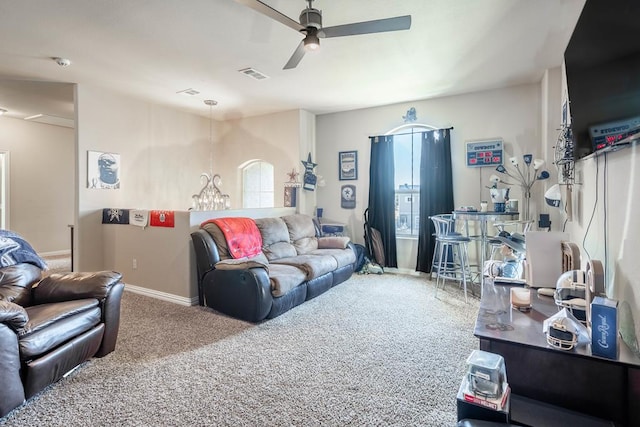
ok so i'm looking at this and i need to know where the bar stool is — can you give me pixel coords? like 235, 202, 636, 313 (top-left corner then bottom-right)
429, 214, 461, 280
430, 214, 472, 303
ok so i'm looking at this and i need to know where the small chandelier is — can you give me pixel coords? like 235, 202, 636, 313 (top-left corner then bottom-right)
191, 100, 230, 210
192, 173, 230, 210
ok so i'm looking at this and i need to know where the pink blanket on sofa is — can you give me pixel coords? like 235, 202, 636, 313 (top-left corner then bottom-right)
202, 217, 263, 259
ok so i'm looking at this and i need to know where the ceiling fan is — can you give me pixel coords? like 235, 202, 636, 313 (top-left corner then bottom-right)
235, 0, 411, 69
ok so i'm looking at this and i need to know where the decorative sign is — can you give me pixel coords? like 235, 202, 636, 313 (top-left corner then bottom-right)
130, 210, 149, 228
466, 139, 503, 168
284, 186, 297, 207
341, 185, 356, 209
150, 210, 175, 228
339, 151, 358, 180
102, 208, 129, 224
301, 153, 318, 191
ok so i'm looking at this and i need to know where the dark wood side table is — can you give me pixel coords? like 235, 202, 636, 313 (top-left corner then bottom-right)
474, 281, 640, 426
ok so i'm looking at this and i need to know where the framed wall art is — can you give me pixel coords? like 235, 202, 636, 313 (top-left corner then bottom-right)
339, 150, 358, 180
87, 151, 121, 189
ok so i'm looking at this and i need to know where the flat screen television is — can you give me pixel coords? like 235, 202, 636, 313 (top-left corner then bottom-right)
564, 0, 640, 158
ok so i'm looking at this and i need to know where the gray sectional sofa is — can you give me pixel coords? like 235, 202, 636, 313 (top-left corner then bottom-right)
191, 214, 357, 322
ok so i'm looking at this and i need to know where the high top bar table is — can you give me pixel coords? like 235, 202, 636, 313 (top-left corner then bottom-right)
451, 211, 519, 295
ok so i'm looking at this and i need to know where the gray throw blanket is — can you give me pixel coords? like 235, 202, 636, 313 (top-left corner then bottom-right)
0, 230, 47, 270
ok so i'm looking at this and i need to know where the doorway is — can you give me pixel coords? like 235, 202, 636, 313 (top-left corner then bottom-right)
0, 151, 9, 229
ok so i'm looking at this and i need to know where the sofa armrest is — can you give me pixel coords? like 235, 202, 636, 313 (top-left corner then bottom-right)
203, 267, 273, 322
215, 255, 269, 271
0, 300, 28, 332
191, 229, 222, 306
95, 281, 124, 357
0, 324, 25, 417
31, 271, 123, 305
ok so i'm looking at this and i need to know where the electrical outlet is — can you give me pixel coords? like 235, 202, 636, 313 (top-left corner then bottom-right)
132, 258, 137, 270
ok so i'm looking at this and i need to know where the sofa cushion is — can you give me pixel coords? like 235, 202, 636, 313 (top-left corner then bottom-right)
273, 254, 338, 280
310, 248, 356, 269
268, 264, 307, 297
281, 214, 318, 254
19, 299, 101, 360
255, 217, 297, 260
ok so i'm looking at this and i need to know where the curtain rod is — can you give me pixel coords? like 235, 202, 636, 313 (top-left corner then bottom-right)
369, 126, 454, 139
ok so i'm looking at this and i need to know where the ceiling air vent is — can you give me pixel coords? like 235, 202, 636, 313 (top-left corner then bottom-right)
176, 88, 201, 96
238, 68, 269, 80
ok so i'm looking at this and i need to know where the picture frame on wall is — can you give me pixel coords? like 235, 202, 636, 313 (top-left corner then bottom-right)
339, 150, 358, 180
284, 186, 297, 207
87, 151, 121, 189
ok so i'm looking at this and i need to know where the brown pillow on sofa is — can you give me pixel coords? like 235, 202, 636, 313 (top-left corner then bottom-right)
317, 236, 350, 249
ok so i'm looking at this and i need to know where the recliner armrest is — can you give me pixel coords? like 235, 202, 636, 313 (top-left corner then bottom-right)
31, 271, 123, 305
0, 300, 28, 331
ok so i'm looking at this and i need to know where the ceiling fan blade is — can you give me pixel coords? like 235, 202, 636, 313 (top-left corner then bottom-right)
234, 0, 304, 32
283, 41, 306, 70
321, 15, 411, 38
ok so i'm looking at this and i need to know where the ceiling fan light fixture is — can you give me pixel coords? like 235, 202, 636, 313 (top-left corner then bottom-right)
303, 28, 320, 51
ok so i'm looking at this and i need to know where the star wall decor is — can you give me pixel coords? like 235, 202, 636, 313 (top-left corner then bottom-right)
301, 153, 318, 191
301, 153, 317, 173
286, 168, 299, 183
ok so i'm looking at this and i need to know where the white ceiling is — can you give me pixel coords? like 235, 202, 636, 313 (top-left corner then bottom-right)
0, 0, 586, 123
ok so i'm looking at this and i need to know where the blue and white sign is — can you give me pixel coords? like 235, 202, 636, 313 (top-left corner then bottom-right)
466, 139, 504, 168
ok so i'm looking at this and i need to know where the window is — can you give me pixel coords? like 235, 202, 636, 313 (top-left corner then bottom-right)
242, 160, 274, 208
390, 125, 435, 237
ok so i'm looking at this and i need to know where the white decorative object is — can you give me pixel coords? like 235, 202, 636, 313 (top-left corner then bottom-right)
192, 173, 230, 211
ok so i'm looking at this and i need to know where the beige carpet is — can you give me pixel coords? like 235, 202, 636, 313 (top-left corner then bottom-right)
40, 254, 72, 276
0, 273, 480, 426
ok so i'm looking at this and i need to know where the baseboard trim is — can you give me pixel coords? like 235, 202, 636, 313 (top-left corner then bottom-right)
124, 283, 198, 306
385, 267, 427, 277
39, 250, 71, 257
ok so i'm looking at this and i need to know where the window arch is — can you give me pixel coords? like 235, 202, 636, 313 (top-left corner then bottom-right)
241, 160, 274, 208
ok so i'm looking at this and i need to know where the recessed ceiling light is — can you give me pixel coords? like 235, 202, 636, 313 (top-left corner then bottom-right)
176, 88, 200, 96
0, 108, 7, 115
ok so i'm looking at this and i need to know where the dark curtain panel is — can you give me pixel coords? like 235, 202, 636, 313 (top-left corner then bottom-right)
416, 129, 454, 273
368, 135, 397, 267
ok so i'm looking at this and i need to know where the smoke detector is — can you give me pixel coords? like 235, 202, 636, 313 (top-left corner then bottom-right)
53, 57, 71, 67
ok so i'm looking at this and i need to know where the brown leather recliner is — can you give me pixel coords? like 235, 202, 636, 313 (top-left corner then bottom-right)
0, 263, 125, 418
